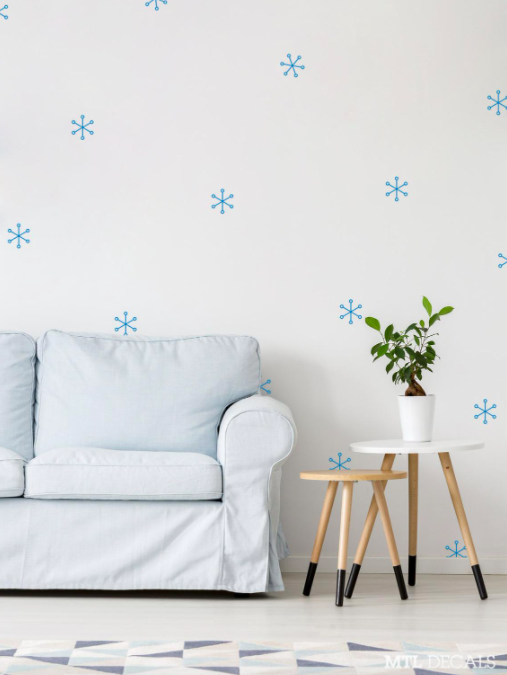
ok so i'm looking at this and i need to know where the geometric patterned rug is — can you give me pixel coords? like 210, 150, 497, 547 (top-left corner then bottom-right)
0, 641, 505, 675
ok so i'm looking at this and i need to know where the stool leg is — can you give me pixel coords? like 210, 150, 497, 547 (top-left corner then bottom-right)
372, 481, 408, 600
439, 452, 488, 600
336, 481, 354, 607
303, 481, 338, 596
345, 453, 396, 598
408, 454, 418, 586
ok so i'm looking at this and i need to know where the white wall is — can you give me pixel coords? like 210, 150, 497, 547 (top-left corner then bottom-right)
1, 0, 506, 573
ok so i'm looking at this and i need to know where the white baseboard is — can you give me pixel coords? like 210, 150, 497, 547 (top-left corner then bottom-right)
280, 555, 507, 575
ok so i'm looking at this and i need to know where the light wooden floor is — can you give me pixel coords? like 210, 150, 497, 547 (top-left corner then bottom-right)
0, 574, 505, 642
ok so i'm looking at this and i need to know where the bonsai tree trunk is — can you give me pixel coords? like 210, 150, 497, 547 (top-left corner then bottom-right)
405, 372, 426, 397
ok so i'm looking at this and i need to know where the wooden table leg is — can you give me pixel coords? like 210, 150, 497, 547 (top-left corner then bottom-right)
439, 452, 488, 600
408, 454, 418, 586
372, 482, 409, 600
303, 481, 338, 596
336, 481, 353, 607
344, 453, 396, 599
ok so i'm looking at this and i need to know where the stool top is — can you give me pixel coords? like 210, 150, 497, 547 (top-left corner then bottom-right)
350, 439, 484, 455
300, 469, 407, 482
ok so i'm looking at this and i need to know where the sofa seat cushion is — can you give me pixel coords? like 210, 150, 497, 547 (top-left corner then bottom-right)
0, 447, 26, 497
24, 448, 222, 501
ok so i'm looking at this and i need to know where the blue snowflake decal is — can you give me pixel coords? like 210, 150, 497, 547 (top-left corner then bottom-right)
115, 312, 137, 336
71, 115, 94, 140
7, 223, 30, 249
260, 379, 271, 394
329, 452, 351, 470
339, 299, 362, 324
280, 54, 305, 78
145, 0, 167, 10
474, 399, 497, 424
487, 90, 507, 116
211, 189, 234, 214
446, 540, 467, 558
386, 177, 408, 201
0, 4, 8, 20
498, 253, 507, 268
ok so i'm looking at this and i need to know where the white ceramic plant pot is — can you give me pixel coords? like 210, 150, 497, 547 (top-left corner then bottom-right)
398, 395, 436, 442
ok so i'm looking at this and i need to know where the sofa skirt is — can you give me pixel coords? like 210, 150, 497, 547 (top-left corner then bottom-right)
0, 496, 288, 593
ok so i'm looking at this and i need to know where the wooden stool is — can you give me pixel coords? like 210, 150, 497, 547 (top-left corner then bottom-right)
301, 469, 408, 606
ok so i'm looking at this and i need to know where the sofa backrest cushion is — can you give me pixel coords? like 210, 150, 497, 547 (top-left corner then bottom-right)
0, 332, 36, 460
34, 331, 261, 458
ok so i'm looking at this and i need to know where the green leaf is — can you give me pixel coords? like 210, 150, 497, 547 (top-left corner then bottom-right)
415, 352, 427, 366
419, 320, 425, 328
405, 346, 415, 358
438, 306, 454, 315
426, 346, 436, 356
392, 372, 397, 383
416, 368, 422, 380
413, 335, 420, 346
394, 346, 405, 359
405, 323, 417, 333
377, 344, 389, 357
386, 361, 395, 374
384, 324, 394, 342
429, 313, 441, 327
422, 296, 432, 317
365, 317, 381, 331
370, 342, 383, 356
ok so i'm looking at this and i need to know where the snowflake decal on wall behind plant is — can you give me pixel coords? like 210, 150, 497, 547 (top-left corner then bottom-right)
386, 177, 408, 201
71, 115, 94, 141
329, 452, 351, 470
339, 299, 362, 324
474, 399, 497, 424
487, 90, 507, 116
260, 379, 271, 394
446, 540, 467, 558
7, 224, 30, 249
280, 54, 305, 78
211, 189, 234, 214
145, 0, 167, 10
0, 5, 8, 20
115, 312, 137, 336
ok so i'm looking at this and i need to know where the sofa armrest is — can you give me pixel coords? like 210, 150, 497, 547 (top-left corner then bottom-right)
216, 395, 296, 592
217, 395, 296, 475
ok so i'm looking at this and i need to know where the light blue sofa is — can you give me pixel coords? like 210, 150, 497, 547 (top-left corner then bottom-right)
0, 330, 296, 593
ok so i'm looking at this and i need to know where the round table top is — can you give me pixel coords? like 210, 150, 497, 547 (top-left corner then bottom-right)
350, 439, 485, 455
300, 469, 407, 482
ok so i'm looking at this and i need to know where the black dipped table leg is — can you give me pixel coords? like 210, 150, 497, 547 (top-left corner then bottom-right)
472, 564, 488, 600
303, 562, 318, 596
344, 563, 361, 599
393, 565, 409, 600
408, 555, 417, 586
335, 569, 347, 607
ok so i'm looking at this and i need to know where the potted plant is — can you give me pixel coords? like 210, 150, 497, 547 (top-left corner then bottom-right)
365, 297, 454, 442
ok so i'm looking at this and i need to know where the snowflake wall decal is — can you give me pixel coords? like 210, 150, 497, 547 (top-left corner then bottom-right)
211, 189, 234, 214
329, 452, 351, 470
386, 177, 408, 201
145, 0, 167, 10
498, 253, 507, 268
487, 90, 507, 116
0, 5, 8, 20
7, 224, 30, 249
114, 312, 137, 336
71, 115, 94, 140
474, 399, 497, 424
446, 540, 467, 558
339, 299, 362, 324
280, 54, 305, 78
260, 379, 271, 394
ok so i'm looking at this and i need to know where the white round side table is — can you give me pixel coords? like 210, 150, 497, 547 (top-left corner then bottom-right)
346, 439, 487, 600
